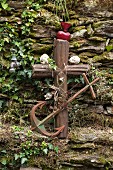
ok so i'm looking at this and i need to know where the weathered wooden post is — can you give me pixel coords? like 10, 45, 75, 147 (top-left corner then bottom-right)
54, 39, 69, 138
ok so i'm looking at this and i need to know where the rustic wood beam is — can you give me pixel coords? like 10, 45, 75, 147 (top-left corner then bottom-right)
32, 64, 90, 77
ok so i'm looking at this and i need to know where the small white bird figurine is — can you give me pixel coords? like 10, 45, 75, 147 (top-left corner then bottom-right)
69, 55, 80, 64
40, 54, 49, 64
44, 92, 53, 100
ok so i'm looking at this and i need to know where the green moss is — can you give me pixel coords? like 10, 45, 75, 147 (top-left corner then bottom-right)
44, 2, 55, 12
79, 55, 89, 63
80, 52, 96, 57
70, 19, 79, 26
73, 42, 81, 48
32, 43, 53, 54
0, 58, 10, 68
88, 36, 106, 42
73, 26, 86, 32
93, 21, 104, 28
110, 39, 113, 43
98, 156, 107, 164
92, 52, 113, 62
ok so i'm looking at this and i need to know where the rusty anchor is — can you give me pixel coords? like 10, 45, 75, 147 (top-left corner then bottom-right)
30, 73, 99, 137
30, 101, 65, 137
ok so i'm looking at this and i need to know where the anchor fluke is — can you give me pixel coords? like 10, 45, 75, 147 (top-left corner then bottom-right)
30, 101, 65, 137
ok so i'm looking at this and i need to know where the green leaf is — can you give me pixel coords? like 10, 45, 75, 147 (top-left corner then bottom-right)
0, 28, 3, 32
1, 150, 7, 153
43, 148, 48, 155
21, 157, 28, 164
74, 78, 80, 83
15, 41, 20, 47
29, 18, 34, 22
27, 70, 32, 78
48, 143, 53, 150
54, 146, 59, 154
14, 154, 20, 160
67, 78, 74, 84
28, 55, 33, 61
0, 100, 4, 108
4, 37, 9, 43
1, 158, 7, 165
80, 75, 84, 84
25, 22, 31, 26
106, 45, 113, 52
12, 95, 18, 100
0, 47, 3, 51
1, 2, 8, 10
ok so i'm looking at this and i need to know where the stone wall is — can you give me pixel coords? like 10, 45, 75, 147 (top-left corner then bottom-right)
0, 0, 113, 126
0, 0, 113, 169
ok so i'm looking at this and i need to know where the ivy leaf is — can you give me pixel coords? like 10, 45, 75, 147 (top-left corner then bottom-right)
18, 50, 24, 56
1, 158, 7, 165
9, 34, 13, 37
15, 41, 20, 47
4, 37, 9, 43
43, 148, 48, 155
1, 2, 8, 10
1, 150, 7, 153
28, 55, 33, 61
12, 95, 18, 100
74, 78, 80, 83
80, 75, 84, 84
0, 100, 4, 108
106, 45, 113, 52
0, 28, 3, 32
14, 154, 19, 160
54, 146, 59, 154
21, 157, 28, 164
48, 143, 53, 150
67, 78, 74, 84
27, 70, 32, 78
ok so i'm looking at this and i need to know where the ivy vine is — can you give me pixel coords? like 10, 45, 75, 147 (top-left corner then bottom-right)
0, 0, 50, 116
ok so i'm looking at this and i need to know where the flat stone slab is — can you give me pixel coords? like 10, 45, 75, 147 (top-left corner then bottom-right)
20, 168, 41, 170
69, 127, 113, 144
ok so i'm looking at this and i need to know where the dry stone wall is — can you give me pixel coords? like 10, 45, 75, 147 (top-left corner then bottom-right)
1, 1, 113, 169
0, 0, 113, 126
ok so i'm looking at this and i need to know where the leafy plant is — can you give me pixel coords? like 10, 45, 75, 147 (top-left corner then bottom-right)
41, 141, 59, 155
0, 0, 10, 11
106, 45, 113, 52
48, 58, 57, 70
67, 75, 84, 84
21, 9, 38, 35
54, 0, 69, 21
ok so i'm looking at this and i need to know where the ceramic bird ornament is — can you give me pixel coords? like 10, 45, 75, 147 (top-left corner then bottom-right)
44, 92, 53, 100
40, 54, 50, 64
69, 55, 80, 64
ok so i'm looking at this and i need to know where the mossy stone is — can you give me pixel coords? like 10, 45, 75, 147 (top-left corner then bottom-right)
92, 52, 113, 62
32, 43, 53, 54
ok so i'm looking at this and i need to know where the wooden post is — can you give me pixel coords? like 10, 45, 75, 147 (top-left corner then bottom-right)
54, 39, 69, 138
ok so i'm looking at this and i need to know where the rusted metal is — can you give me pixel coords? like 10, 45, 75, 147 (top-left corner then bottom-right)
83, 73, 96, 99
30, 74, 99, 137
67, 74, 100, 104
30, 101, 65, 137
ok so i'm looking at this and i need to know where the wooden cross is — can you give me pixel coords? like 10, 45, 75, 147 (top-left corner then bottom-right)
32, 39, 92, 138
